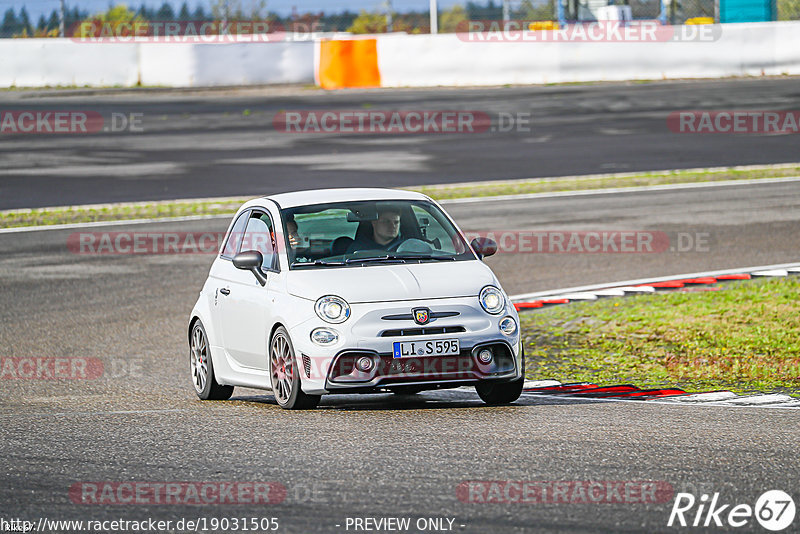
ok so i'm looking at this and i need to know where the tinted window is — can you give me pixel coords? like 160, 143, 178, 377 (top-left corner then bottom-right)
221, 210, 249, 258
240, 211, 277, 271
282, 200, 473, 269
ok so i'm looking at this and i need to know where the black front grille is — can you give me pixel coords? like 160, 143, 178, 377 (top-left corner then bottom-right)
381, 311, 460, 321
380, 326, 466, 337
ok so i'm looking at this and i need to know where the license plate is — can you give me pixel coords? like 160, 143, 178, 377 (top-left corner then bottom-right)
392, 339, 460, 358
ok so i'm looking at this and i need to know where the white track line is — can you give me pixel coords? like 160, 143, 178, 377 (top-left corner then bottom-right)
521, 377, 799, 409
523, 380, 563, 388
415, 162, 800, 190
551, 292, 599, 301
751, 269, 789, 277
669, 391, 738, 402
0, 214, 232, 234
510, 262, 800, 301
439, 176, 800, 205
521, 393, 800, 409
591, 288, 628, 297
4, 174, 800, 234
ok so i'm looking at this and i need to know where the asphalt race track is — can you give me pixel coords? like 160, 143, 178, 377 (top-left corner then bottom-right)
2, 77, 800, 209
1, 178, 798, 532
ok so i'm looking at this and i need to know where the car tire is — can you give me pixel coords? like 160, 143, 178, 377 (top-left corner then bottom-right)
476, 377, 523, 405
270, 326, 321, 410
476, 343, 525, 405
190, 320, 234, 401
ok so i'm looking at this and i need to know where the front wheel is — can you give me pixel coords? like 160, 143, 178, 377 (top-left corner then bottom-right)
190, 320, 234, 400
270, 327, 320, 410
476, 378, 523, 405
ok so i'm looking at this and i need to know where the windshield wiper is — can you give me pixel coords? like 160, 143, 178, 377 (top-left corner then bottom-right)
345, 254, 456, 264
392, 254, 457, 262
291, 259, 347, 268
345, 255, 407, 264
294, 255, 458, 268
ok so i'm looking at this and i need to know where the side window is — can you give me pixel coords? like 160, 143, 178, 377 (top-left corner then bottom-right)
240, 211, 277, 271
221, 210, 250, 258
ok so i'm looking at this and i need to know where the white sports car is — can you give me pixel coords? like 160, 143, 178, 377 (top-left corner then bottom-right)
188, 188, 523, 409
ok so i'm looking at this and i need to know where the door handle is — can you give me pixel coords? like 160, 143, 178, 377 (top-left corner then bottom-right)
219, 288, 230, 296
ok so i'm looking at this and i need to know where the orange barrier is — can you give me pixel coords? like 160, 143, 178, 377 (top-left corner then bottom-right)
317, 39, 381, 90
528, 21, 559, 31
686, 17, 714, 25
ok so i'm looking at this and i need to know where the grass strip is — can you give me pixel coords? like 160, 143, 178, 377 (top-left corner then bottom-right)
519, 277, 800, 395
412, 164, 800, 200
2, 164, 800, 228
0, 199, 247, 228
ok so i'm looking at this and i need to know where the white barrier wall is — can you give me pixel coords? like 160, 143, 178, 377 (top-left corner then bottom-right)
0, 39, 315, 88
2, 22, 800, 88
375, 21, 800, 87
191, 41, 315, 86
0, 40, 140, 87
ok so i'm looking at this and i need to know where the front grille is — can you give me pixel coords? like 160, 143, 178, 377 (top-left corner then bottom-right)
380, 326, 466, 337
381, 311, 460, 321
301, 354, 311, 378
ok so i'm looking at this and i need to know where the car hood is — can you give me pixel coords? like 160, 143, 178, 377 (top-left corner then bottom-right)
286, 260, 498, 303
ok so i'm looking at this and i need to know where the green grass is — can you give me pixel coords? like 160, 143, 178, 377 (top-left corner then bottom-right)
0, 199, 247, 228
520, 277, 800, 395
412, 164, 800, 201
2, 164, 800, 228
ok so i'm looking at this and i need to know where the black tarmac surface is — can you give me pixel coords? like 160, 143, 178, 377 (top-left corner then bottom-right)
1, 178, 798, 533
1, 77, 800, 209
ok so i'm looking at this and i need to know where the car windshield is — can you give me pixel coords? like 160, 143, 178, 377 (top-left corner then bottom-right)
282, 199, 475, 269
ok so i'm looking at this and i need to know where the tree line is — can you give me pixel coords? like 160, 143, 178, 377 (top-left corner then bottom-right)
0, 0, 560, 38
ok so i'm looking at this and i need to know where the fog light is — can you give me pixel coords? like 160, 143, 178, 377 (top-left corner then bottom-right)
310, 328, 338, 346
356, 356, 374, 372
499, 316, 518, 336
477, 348, 493, 364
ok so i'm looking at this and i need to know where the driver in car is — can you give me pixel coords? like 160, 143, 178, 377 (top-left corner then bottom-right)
346, 206, 403, 253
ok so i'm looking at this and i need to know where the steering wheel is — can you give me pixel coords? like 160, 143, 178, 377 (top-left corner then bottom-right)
392, 239, 434, 254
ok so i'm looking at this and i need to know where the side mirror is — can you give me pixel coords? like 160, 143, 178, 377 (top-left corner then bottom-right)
470, 237, 497, 259
233, 250, 267, 286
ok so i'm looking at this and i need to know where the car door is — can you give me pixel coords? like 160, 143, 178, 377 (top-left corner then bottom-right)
211, 208, 279, 371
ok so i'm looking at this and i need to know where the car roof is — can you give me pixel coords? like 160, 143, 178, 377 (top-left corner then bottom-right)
258, 188, 431, 209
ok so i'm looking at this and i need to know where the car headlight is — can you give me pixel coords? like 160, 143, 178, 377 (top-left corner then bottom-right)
479, 286, 505, 315
499, 316, 517, 336
315, 295, 350, 324
311, 327, 339, 346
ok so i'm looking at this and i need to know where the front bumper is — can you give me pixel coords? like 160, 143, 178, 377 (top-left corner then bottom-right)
324, 340, 519, 392
289, 296, 522, 395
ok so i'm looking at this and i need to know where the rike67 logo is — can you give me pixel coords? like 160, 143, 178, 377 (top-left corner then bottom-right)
668, 490, 795, 531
